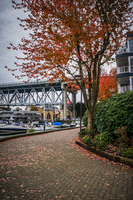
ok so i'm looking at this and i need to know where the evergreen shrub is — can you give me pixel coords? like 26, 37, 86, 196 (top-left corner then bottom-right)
78, 128, 90, 138
94, 91, 133, 137
83, 135, 92, 145
83, 91, 133, 138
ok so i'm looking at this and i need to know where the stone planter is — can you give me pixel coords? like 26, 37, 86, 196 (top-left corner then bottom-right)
76, 141, 133, 167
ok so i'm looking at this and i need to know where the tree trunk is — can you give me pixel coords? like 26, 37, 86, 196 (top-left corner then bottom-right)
87, 109, 93, 131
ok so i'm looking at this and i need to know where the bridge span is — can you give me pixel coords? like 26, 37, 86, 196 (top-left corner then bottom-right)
0, 80, 76, 120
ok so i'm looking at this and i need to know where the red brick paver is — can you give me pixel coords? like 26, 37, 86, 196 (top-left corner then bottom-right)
0, 129, 133, 200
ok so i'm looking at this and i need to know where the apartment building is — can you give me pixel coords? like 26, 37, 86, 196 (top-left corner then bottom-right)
116, 32, 133, 93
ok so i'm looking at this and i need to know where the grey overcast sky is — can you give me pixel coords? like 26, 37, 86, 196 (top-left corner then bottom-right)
0, 0, 29, 84
0, 0, 115, 85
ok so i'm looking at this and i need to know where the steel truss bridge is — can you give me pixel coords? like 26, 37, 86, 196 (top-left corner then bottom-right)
0, 80, 76, 120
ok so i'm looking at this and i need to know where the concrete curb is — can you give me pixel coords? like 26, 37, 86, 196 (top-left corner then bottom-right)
76, 141, 133, 167
0, 127, 79, 142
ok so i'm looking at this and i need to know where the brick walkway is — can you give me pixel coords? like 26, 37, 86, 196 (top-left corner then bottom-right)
0, 129, 133, 200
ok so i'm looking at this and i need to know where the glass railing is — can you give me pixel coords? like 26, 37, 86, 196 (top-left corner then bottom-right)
118, 86, 133, 93
116, 45, 133, 54
117, 66, 130, 74
117, 66, 133, 74
117, 47, 128, 54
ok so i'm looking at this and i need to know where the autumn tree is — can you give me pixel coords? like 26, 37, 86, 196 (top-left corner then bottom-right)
6, 0, 133, 131
98, 67, 117, 101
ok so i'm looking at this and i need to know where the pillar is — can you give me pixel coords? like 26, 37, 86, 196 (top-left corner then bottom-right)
63, 88, 67, 120
72, 93, 76, 119
61, 82, 67, 120
60, 105, 64, 120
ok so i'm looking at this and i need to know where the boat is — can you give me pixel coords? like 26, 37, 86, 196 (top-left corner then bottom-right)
75, 119, 80, 127
0, 121, 27, 136
32, 122, 52, 131
0, 120, 9, 127
52, 121, 62, 128
75, 118, 84, 127
70, 121, 76, 127
61, 123, 70, 128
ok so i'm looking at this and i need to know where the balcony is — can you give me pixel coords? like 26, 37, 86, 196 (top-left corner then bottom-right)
116, 47, 128, 54
117, 66, 129, 74
118, 86, 133, 93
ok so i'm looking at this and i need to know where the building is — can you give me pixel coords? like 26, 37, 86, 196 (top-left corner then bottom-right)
37, 106, 60, 121
116, 31, 133, 93
0, 110, 41, 123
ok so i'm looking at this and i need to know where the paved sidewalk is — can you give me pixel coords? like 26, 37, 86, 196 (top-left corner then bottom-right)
0, 129, 133, 200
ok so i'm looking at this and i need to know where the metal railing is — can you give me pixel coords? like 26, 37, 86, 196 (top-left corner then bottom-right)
0, 80, 61, 88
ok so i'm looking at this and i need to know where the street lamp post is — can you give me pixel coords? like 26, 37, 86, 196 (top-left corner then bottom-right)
43, 87, 45, 130
80, 90, 82, 132
75, 75, 82, 132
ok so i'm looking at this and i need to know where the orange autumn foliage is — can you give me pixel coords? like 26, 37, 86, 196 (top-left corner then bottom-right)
6, 0, 133, 130
6, 0, 133, 85
98, 68, 117, 101
68, 67, 117, 101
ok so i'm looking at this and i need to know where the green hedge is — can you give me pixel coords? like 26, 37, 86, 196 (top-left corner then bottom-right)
84, 91, 133, 137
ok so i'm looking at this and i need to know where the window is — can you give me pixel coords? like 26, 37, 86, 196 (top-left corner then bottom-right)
119, 66, 129, 73
130, 58, 133, 72
130, 77, 133, 91
120, 67, 124, 72
121, 83, 129, 87
129, 39, 133, 52
125, 66, 129, 72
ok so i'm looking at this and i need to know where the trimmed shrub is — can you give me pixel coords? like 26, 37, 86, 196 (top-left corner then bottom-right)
120, 147, 133, 159
114, 127, 128, 140
99, 132, 114, 144
92, 134, 107, 151
78, 128, 90, 138
94, 91, 133, 138
83, 135, 92, 145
